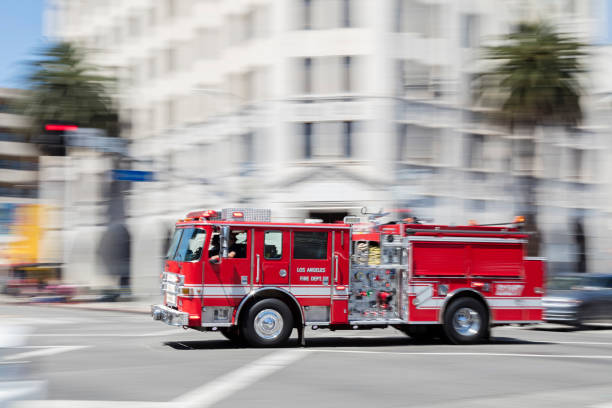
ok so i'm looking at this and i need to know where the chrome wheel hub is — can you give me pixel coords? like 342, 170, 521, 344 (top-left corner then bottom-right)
452, 307, 481, 336
254, 309, 284, 340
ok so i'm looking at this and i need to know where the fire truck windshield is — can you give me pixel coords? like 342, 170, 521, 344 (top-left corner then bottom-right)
166, 228, 207, 262
166, 229, 183, 259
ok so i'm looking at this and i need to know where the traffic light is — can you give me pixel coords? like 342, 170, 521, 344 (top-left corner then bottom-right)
34, 122, 79, 156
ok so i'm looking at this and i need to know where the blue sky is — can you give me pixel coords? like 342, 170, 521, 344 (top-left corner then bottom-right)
0, 0, 46, 89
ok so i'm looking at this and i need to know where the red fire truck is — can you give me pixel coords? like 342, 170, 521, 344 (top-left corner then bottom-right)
152, 208, 545, 346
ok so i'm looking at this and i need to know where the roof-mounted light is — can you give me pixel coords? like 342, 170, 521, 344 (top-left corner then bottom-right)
185, 210, 218, 220
232, 211, 244, 218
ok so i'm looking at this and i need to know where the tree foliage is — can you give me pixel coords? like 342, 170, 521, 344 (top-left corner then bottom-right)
477, 22, 584, 130
22, 42, 119, 138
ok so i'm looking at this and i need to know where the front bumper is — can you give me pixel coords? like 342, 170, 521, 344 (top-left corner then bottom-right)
543, 307, 579, 323
151, 304, 189, 326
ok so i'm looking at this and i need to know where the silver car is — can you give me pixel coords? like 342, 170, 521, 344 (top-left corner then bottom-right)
543, 274, 612, 327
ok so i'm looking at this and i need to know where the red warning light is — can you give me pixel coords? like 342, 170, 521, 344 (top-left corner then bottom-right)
45, 124, 78, 131
232, 211, 244, 218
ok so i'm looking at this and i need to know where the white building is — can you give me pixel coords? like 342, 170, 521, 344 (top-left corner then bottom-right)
0, 88, 41, 269
47, 0, 612, 295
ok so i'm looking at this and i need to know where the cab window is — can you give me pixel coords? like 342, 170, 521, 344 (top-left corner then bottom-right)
174, 228, 206, 262
228, 229, 248, 258
293, 231, 327, 259
264, 231, 283, 259
166, 229, 183, 259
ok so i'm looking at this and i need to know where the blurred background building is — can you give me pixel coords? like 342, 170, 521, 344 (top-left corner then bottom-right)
42, 0, 612, 296
0, 88, 43, 274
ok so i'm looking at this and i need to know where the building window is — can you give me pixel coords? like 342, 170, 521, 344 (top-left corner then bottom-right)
296, 55, 356, 94
303, 0, 312, 29
461, 14, 479, 48
398, 124, 438, 164
566, 147, 583, 180
465, 133, 485, 169
302, 121, 355, 159
342, 0, 351, 27
344, 121, 352, 157
465, 199, 486, 212
303, 57, 312, 93
396, 0, 439, 37
240, 132, 255, 176
397, 60, 437, 97
293, 231, 328, 259
303, 122, 313, 159
342, 56, 352, 92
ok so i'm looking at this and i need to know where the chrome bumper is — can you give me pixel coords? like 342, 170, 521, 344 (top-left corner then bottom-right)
151, 304, 189, 326
543, 308, 579, 323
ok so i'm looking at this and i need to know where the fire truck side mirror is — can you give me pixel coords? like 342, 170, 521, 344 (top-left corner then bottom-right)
220, 225, 230, 258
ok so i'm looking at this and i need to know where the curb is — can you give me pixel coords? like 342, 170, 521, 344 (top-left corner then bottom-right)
0, 300, 151, 315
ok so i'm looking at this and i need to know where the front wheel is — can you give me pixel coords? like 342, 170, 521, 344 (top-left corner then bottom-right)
443, 297, 489, 344
241, 299, 294, 347
219, 327, 242, 343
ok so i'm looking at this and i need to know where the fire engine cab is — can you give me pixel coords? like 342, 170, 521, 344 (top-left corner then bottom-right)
151, 208, 545, 346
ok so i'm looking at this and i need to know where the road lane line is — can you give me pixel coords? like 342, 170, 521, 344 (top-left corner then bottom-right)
173, 349, 310, 408
12, 401, 174, 408
550, 340, 612, 346
27, 329, 180, 337
313, 349, 612, 359
4, 346, 90, 361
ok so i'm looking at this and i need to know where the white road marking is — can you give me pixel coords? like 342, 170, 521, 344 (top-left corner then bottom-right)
313, 349, 612, 360
12, 402, 173, 408
4, 346, 90, 361
0, 318, 90, 326
173, 349, 310, 408
27, 329, 180, 337
550, 340, 612, 346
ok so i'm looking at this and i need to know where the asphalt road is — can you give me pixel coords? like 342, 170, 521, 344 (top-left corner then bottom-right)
3, 304, 612, 408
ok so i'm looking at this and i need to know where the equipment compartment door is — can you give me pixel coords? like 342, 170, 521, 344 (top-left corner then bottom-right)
290, 230, 333, 315
254, 229, 289, 286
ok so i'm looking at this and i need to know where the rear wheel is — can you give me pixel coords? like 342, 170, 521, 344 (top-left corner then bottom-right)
443, 297, 489, 344
241, 299, 294, 347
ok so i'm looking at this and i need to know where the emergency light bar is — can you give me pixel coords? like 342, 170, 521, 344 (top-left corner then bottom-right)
185, 210, 218, 219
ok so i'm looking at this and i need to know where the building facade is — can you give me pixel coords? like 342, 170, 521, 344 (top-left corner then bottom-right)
0, 88, 41, 269
47, 0, 612, 295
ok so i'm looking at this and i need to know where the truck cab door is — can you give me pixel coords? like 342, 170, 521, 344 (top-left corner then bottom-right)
209, 228, 251, 289
290, 230, 333, 322
254, 229, 289, 286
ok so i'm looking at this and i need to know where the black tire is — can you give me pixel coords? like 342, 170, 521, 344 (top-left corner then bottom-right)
396, 325, 443, 342
219, 327, 242, 343
241, 298, 294, 347
443, 297, 489, 345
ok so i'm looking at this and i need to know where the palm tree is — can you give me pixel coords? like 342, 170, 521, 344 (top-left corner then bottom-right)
477, 22, 585, 256
21, 42, 119, 150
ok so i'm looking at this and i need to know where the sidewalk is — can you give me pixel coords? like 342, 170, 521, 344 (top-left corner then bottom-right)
0, 294, 156, 315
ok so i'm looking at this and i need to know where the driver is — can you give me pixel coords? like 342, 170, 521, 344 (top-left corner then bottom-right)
209, 233, 242, 263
